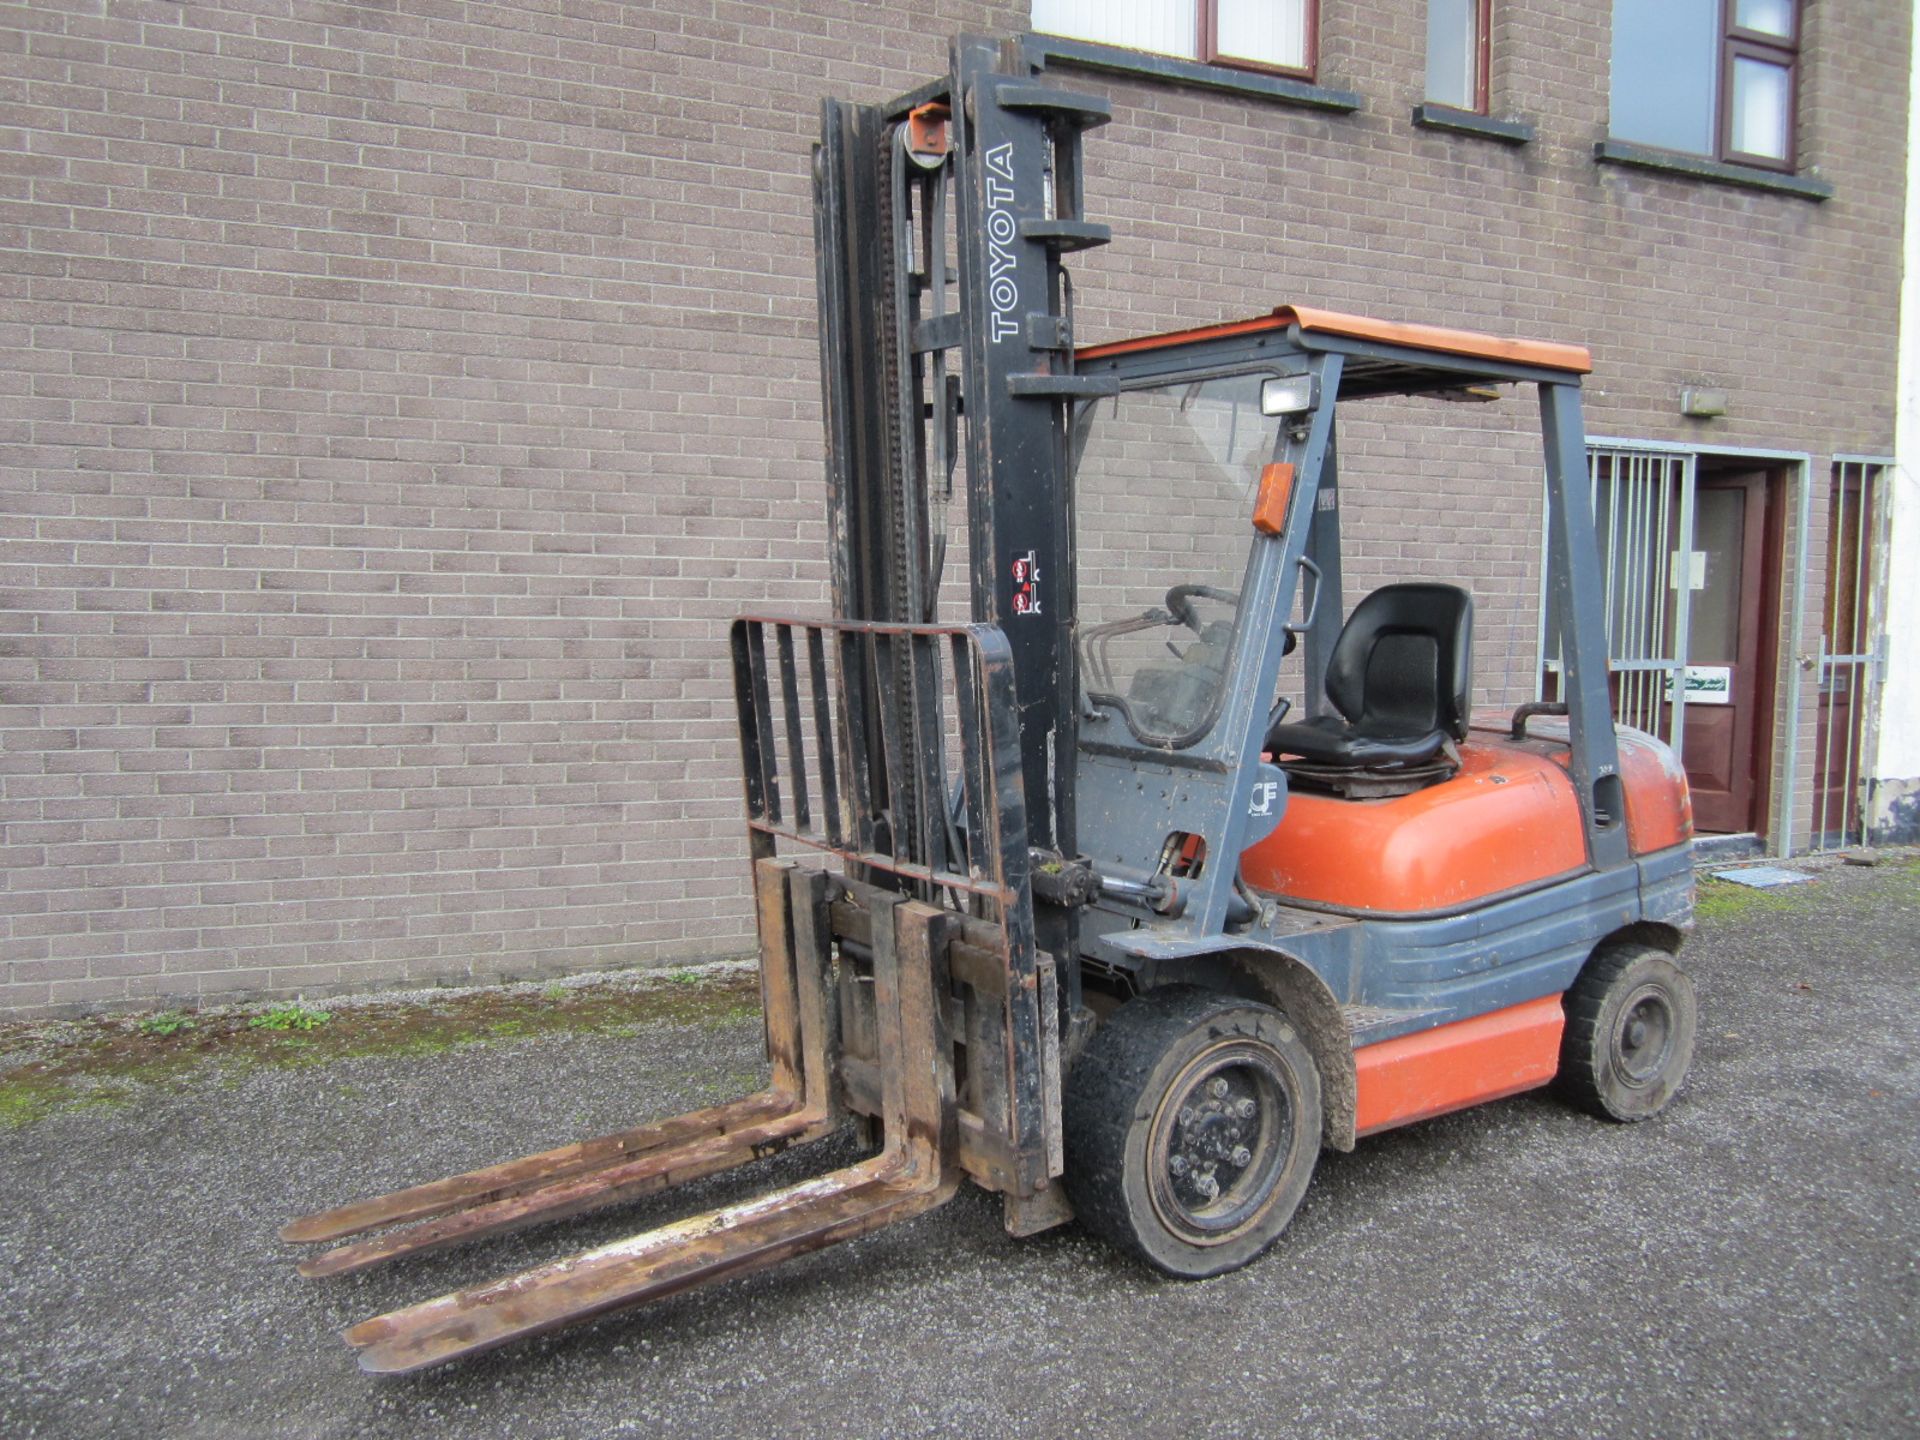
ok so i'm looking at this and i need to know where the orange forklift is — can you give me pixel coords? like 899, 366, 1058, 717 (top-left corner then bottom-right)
282, 36, 1697, 1370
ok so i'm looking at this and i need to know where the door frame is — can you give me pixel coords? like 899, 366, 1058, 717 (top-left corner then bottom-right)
1551, 439, 1814, 855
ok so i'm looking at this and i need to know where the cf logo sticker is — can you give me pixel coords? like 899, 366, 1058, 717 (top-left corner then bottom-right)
1249, 780, 1281, 817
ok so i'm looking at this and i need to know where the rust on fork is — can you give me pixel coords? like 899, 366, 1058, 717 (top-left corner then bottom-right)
333, 892, 960, 1376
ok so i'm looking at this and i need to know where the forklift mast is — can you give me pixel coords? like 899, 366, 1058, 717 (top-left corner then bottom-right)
812, 35, 1110, 904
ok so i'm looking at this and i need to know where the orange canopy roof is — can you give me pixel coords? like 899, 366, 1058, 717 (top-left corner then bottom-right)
1077, 304, 1593, 375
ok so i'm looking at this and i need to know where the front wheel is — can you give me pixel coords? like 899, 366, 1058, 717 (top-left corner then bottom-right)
1554, 943, 1698, 1121
1063, 987, 1322, 1277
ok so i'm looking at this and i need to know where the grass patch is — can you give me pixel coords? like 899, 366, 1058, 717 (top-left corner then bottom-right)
0, 1074, 62, 1129
1696, 854, 1920, 923
1693, 874, 1820, 923
247, 1003, 332, 1032
0, 970, 762, 1132
1837, 855, 1920, 909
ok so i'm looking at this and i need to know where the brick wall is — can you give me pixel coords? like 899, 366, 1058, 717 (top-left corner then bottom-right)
0, 0, 1906, 1014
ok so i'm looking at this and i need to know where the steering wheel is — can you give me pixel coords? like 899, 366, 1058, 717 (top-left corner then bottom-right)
1164, 584, 1240, 633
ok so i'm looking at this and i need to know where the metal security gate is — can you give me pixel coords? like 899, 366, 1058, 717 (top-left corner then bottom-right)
1545, 445, 1889, 852
1811, 458, 1890, 851
1542, 446, 1696, 751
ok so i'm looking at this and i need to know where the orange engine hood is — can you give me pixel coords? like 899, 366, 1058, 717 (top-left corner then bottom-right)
1240, 740, 1589, 913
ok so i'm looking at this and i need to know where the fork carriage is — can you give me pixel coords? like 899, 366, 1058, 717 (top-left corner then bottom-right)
731, 618, 1066, 1229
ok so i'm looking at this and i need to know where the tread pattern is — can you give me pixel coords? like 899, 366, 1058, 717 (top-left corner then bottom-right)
1555, 942, 1697, 1122
1064, 987, 1217, 1264
1063, 986, 1320, 1277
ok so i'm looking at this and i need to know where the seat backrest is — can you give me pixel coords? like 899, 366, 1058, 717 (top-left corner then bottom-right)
1324, 583, 1474, 741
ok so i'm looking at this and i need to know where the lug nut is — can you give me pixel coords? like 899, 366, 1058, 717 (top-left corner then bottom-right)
1231, 1145, 1252, 1167
1208, 1078, 1230, 1100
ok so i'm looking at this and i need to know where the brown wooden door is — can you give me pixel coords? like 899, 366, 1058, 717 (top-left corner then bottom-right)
1681, 472, 1770, 833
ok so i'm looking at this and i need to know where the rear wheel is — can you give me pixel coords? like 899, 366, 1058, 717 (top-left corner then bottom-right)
1555, 944, 1697, 1121
1063, 986, 1321, 1277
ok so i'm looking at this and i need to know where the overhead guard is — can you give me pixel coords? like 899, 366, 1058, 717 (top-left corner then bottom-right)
1078, 304, 1593, 374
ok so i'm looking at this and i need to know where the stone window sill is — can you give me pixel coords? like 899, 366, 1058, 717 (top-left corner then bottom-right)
1411, 104, 1534, 146
1021, 33, 1362, 115
1594, 140, 1832, 201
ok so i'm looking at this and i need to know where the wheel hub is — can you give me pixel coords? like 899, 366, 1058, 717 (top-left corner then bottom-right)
1614, 988, 1675, 1085
1168, 1081, 1260, 1201
1148, 1044, 1293, 1245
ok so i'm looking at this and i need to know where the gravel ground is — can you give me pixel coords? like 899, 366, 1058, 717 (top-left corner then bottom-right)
2, 859, 1916, 1440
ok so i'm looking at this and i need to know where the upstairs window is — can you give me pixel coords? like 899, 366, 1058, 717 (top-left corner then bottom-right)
1031, 1, 1316, 79
1425, 0, 1490, 113
1724, 0, 1798, 166
1609, 0, 1800, 171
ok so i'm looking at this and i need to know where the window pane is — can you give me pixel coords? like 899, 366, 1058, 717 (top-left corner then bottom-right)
1730, 56, 1792, 160
1426, 0, 1478, 109
1733, 0, 1795, 40
1686, 489, 1745, 664
1609, 0, 1717, 155
1031, 0, 1200, 61
1074, 375, 1278, 743
1214, 0, 1307, 70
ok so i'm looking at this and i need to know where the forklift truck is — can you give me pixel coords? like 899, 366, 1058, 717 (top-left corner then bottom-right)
282, 35, 1696, 1371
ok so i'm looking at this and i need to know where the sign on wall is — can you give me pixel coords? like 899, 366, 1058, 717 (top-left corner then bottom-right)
1663, 664, 1733, 705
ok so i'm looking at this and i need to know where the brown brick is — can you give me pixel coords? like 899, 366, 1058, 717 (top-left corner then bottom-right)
0, 0, 1901, 1015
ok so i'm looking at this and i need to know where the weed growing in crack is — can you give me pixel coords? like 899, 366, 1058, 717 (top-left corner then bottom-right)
248, 1004, 333, 1033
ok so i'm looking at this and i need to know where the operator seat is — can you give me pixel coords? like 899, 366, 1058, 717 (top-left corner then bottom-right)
1264, 583, 1473, 795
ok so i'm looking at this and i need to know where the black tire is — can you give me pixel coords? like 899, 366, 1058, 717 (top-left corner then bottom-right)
1555, 943, 1698, 1121
1062, 986, 1321, 1278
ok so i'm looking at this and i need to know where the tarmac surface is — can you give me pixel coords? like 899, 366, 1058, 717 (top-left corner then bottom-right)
2, 858, 1916, 1439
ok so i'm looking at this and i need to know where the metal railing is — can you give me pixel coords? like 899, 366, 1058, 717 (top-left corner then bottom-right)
1811, 459, 1890, 851
1543, 446, 1696, 751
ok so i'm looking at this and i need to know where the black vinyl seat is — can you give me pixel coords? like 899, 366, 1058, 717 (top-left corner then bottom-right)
1265, 583, 1473, 774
